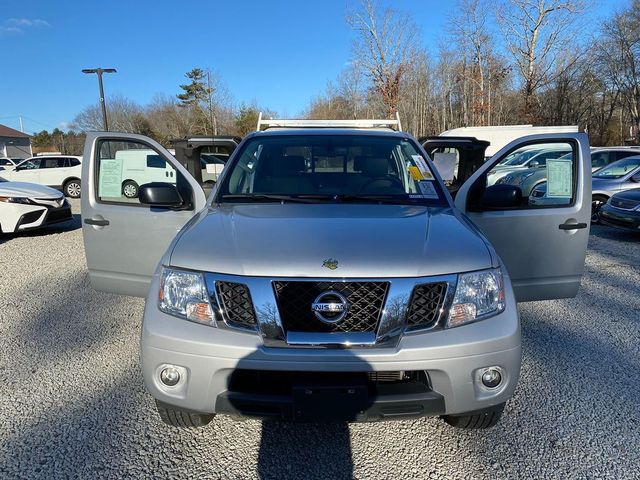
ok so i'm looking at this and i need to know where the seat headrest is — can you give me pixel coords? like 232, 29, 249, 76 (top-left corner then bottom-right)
360, 157, 389, 177
353, 156, 370, 172
279, 155, 306, 174
260, 155, 306, 175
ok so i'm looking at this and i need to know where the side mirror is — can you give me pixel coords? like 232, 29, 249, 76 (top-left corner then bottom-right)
481, 184, 523, 209
631, 174, 640, 183
528, 160, 539, 168
139, 182, 184, 208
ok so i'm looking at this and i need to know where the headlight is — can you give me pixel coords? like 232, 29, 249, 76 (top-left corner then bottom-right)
0, 196, 32, 204
447, 268, 505, 328
158, 267, 215, 326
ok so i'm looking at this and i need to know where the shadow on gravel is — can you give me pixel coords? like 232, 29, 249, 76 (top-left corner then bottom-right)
257, 421, 353, 479
589, 224, 640, 242
0, 214, 81, 245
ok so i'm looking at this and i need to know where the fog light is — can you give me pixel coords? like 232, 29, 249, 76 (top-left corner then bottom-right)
160, 367, 181, 386
481, 368, 502, 388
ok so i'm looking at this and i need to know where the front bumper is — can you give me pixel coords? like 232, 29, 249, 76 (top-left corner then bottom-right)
141, 271, 521, 420
600, 204, 640, 231
2, 201, 71, 233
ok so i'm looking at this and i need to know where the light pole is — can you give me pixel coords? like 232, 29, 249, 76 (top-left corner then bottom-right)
82, 68, 117, 131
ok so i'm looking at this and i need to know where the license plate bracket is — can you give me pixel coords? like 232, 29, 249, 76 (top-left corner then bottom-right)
292, 380, 369, 422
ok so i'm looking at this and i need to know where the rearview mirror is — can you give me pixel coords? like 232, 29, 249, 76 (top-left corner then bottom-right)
139, 182, 184, 208
481, 184, 523, 209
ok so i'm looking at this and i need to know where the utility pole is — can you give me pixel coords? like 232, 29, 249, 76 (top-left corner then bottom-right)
19, 116, 24, 133
82, 68, 117, 131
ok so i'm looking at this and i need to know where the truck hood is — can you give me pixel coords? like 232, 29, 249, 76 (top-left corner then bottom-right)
0, 181, 62, 198
169, 204, 492, 278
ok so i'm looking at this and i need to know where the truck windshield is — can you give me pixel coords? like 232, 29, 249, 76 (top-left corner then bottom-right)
216, 135, 446, 205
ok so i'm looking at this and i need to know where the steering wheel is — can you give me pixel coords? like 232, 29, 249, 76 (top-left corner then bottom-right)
358, 175, 406, 194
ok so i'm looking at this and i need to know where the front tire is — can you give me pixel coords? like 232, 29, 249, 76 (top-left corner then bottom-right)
155, 400, 215, 428
441, 403, 505, 429
591, 195, 608, 224
64, 179, 81, 198
122, 180, 139, 199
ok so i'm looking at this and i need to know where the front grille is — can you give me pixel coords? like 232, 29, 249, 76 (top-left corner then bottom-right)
273, 281, 389, 333
46, 207, 72, 224
611, 197, 640, 210
215, 281, 258, 330
406, 282, 447, 330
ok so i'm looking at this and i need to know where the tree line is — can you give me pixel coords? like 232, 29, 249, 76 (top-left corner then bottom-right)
308, 0, 640, 146
33, 0, 640, 155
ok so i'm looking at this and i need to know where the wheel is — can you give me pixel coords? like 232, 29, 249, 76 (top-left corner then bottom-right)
64, 179, 81, 198
441, 402, 505, 429
591, 195, 608, 223
122, 180, 139, 199
155, 400, 215, 428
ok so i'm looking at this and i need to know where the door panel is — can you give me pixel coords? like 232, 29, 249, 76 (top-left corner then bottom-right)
456, 133, 591, 301
81, 133, 206, 297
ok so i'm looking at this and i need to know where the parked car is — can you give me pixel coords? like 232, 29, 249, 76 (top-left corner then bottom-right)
487, 145, 571, 185
0, 178, 72, 233
0, 155, 83, 198
80, 121, 590, 429
504, 147, 630, 200
0, 158, 18, 170
591, 156, 640, 222
599, 188, 640, 232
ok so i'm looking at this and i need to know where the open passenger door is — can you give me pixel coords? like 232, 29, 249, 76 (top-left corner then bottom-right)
454, 133, 591, 301
81, 132, 207, 297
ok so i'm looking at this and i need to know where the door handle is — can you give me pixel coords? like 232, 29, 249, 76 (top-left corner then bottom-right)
558, 222, 587, 230
84, 218, 110, 226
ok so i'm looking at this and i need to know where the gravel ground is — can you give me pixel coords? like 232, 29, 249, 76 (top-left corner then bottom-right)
0, 199, 638, 479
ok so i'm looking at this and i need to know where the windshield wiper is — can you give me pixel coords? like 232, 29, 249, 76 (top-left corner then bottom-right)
334, 194, 423, 205
220, 194, 324, 204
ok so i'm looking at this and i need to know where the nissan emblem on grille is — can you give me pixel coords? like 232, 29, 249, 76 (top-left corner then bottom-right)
311, 290, 350, 324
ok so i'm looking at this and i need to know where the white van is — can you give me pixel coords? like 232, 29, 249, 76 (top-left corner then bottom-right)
440, 125, 579, 157
114, 149, 176, 198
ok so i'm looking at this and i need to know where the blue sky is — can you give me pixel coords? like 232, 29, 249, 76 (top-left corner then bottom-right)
0, 0, 630, 134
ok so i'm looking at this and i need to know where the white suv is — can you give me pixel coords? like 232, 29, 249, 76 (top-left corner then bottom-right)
0, 155, 83, 198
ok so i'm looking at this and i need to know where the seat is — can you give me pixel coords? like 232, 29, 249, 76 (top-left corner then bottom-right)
357, 157, 405, 194
253, 155, 313, 194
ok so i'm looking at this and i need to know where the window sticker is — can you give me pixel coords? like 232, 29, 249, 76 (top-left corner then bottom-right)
408, 166, 425, 181
99, 158, 123, 198
417, 180, 439, 199
433, 152, 457, 182
411, 155, 434, 179
546, 158, 572, 198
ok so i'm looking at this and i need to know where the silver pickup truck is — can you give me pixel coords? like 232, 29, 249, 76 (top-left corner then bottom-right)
81, 119, 591, 429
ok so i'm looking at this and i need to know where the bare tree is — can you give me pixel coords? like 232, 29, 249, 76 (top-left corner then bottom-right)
497, 0, 587, 120
73, 95, 151, 134
596, 0, 640, 143
347, 0, 418, 118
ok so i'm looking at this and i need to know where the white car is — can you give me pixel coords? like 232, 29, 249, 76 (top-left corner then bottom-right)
0, 158, 19, 170
0, 179, 72, 233
0, 155, 83, 198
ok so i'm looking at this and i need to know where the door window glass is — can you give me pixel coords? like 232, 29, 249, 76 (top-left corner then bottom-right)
19, 159, 40, 170
480, 141, 576, 209
96, 140, 178, 204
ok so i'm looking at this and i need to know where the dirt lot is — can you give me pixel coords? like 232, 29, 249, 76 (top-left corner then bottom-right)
0, 199, 638, 479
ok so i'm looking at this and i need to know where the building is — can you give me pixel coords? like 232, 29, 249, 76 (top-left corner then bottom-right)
0, 124, 32, 159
